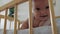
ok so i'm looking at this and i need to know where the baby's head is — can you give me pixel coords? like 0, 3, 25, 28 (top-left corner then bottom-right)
33, 0, 50, 21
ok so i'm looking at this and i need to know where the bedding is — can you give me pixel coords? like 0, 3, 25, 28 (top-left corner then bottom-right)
0, 25, 60, 34
0, 18, 60, 34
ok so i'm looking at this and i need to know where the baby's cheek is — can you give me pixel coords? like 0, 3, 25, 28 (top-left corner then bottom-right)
35, 15, 40, 18
47, 12, 50, 17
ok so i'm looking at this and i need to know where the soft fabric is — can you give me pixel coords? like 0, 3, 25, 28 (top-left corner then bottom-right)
0, 18, 60, 34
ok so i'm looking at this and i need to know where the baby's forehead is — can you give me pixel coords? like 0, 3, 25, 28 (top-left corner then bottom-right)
33, 0, 48, 8
33, 0, 48, 5
33, 0, 48, 3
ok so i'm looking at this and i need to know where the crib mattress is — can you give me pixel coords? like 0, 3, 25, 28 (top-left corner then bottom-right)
0, 25, 60, 34
0, 18, 60, 34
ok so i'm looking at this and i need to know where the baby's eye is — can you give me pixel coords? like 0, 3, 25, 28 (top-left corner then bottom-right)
45, 6, 49, 9
36, 8, 41, 11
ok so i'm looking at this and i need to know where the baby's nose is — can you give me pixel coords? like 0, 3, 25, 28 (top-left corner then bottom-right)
40, 10, 46, 14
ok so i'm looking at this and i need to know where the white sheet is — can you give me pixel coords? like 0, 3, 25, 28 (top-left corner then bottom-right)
0, 25, 60, 34
0, 18, 60, 34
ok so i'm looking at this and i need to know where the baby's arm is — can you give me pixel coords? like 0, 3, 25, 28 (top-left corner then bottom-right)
21, 20, 28, 29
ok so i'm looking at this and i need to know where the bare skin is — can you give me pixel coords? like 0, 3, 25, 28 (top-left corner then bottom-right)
20, 0, 50, 29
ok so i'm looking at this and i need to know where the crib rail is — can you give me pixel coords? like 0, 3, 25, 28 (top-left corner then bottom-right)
0, 0, 58, 34
29, 0, 33, 34
3, 9, 8, 34
48, 0, 57, 34
14, 4, 18, 34
0, 8, 20, 34
0, 7, 20, 34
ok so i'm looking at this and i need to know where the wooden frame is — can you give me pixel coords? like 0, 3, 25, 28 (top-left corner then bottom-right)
29, 0, 33, 34
3, 9, 8, 34
48, 0, 57, 34
56, 16, 60, 18
0, 14, 20, 30
14, 4, 18, 34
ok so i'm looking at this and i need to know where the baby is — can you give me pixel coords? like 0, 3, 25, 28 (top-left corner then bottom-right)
20, 0, 51, 29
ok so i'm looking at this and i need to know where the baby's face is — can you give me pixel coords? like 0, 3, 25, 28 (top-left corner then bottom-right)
33, 0, 50, 21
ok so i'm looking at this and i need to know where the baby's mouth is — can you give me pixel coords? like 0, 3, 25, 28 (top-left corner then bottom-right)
40, 15, 48, 17
39, 15, 48, 20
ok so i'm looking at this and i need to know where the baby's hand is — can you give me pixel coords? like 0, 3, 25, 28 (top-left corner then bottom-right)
39, 20, 46, 26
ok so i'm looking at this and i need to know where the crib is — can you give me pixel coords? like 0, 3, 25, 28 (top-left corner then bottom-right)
0, 0, 60, 34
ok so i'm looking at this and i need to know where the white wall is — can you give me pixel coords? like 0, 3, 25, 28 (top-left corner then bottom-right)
54, 0, 60, 16
0, 0, 13, 7
18, 1, 29, 21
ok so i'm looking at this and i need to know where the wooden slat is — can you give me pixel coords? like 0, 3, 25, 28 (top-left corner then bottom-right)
29, 0, 33, 34
48, 0, 57, 34
3, 9, 8, 34
0, 15, 14, 21
14, 4, 18, 34
18, 20, 20, 30
0, 0, 28, 11
55, 16, 60, 18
